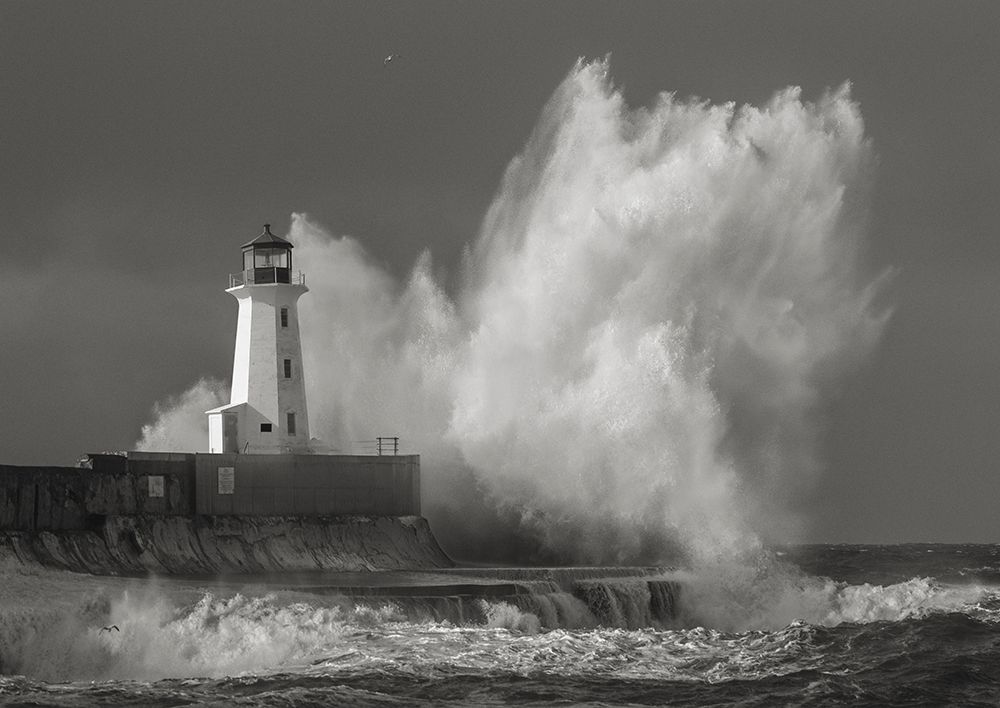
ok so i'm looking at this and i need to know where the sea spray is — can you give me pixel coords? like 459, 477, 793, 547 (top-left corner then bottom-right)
293, 59, 890, 567
135, 378, 228, 453
0, 584, 364, 682
134, 59, 891, 622
2, 571, 994, 683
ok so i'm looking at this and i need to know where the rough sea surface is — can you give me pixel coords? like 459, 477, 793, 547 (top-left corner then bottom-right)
3, 545, 1000, 707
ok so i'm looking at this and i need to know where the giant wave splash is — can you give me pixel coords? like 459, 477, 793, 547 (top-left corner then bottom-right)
135, 59, 890, 624
289, 59, 890, 566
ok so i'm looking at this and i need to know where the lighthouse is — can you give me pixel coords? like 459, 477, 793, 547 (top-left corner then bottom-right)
207, 224, 311, 454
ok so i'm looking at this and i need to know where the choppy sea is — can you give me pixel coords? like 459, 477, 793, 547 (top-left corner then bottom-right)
3, 544, 1000, 706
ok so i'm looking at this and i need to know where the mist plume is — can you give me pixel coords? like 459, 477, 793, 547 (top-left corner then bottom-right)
135, 378, 228, 453
139, 59, 890, 570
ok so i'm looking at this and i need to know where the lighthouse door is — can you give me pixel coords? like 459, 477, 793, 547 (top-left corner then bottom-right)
223, 413, 239, 453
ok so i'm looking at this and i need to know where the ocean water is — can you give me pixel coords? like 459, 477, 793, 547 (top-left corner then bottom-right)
3, 545, 1000, 707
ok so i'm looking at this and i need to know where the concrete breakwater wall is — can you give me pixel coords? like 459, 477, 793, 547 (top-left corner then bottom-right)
0, 515, 452, 575
0, 451, 420, 532
0, 452, 440, 575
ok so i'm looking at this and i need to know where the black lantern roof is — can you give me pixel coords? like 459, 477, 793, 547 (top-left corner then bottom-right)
242, 223, 293, 249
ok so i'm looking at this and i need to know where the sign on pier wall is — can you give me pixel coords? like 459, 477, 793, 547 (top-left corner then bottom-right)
217, 467, 235, 495
147, 475, 165, 498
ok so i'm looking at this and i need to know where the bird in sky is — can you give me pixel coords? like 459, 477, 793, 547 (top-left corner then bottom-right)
384, 53, 401, 66
99, 625, 120, 633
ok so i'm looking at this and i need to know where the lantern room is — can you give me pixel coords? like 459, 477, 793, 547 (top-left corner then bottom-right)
240, 223, 294, 284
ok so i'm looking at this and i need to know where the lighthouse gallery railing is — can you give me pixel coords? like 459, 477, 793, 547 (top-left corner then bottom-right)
229, 268, 306, 288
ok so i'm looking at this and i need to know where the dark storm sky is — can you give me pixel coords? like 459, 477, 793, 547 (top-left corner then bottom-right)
2, 1, 998, 543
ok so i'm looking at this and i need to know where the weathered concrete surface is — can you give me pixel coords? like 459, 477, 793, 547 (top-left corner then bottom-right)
0, 453, 420, 530
0, 515, 452, 576
0, 459, 196, 532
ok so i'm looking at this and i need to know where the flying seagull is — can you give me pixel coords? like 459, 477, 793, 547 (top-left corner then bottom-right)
383, 53, 401, 66
99, 625, 120, 633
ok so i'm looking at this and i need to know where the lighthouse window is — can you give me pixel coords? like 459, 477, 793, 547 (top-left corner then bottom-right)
287, 412, 296, 436
280, 307, 288, 327
254, 247, 288, 268
283, 359, 292, 378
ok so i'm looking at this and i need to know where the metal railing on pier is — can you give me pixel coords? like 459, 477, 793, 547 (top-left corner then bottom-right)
351, 437, 402, 456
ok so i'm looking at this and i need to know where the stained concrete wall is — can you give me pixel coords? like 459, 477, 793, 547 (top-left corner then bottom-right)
85, 452, 197, 516
0, 467, 85, 531
0, 452, 195, 531
0, 452, 420, 530
194, 454, 420, 516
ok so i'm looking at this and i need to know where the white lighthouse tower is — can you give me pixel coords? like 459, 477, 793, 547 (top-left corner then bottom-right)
207, 224, 311, 454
